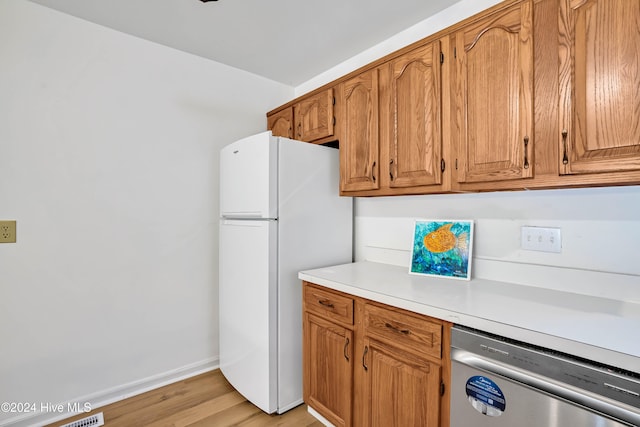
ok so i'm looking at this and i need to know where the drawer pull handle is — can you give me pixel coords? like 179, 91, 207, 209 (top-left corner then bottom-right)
318, 299, 334, 309
385, 322, 410, 335
362, 345, 369, 371
344, 337, 350, 361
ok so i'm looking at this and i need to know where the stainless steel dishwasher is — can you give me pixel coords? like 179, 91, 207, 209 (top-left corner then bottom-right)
450, 325, 640, 427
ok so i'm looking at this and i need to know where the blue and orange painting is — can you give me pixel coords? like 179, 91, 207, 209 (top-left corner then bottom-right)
410, 220, 474, 280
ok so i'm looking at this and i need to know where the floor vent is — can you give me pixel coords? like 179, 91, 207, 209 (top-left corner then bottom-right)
59, 412, 104, 427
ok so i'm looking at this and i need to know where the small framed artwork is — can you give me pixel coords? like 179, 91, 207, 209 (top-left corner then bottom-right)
410, 219, 474, 280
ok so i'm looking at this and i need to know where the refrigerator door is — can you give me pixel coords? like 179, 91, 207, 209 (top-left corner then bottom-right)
219, 218, 277, 414
219, 131, 278, 219
274, 138, 353, 412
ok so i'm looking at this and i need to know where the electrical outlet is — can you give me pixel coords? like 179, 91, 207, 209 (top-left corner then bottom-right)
0, 220, 17, 243
521, 226, 561, 253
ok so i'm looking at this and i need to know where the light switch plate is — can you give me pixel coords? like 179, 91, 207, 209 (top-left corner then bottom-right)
521, 226, 561, 253
0, 220, 16, 243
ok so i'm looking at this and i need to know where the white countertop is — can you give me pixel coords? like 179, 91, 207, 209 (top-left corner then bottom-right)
299, 261, 640, 373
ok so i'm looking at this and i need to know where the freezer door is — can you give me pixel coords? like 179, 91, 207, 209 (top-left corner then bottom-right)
219, 132, 278, 219
219, 219, 277, 413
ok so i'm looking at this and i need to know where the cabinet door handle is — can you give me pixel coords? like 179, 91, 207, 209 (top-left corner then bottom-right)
523, 136, 530, 169
362, 345, 369, 371
389, 159, 394, 181
385, 322, 411, 335
561, 129, 569, 165
371, 161, 377, 183
297, 122, 302, 138
344, 337, 350, 361
318, 299, 334, 309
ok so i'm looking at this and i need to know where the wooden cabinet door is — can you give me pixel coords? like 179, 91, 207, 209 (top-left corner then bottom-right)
559, 0, 640, 175
267, 107, 293, 138
361, 338, 441, 427
294, 88, 335, 142
339, 69, 380, 192
389, 42, 443, 188
303, 313, 353, 427
455, 1, 534, 183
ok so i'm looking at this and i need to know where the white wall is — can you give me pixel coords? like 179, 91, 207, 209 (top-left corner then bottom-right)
355, 188, 640, 301
0, 2, 293, 425
296, 0, 502, 96
296, 0, 640, 303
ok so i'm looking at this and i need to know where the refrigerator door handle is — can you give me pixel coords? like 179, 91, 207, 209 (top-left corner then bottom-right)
221, 212, 268, 219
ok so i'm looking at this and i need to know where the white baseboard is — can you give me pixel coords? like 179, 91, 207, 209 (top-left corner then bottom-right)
1, 357, 219, 427
307, 406, 335, 427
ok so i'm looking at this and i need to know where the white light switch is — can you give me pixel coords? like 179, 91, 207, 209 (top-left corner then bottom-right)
521, 226, 562, 253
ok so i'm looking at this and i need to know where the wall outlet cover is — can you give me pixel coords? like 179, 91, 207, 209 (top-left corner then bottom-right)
521, 226, 561, 253
0, 220, 16, 243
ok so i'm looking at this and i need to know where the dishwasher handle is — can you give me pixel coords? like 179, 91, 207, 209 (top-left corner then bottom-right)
451, 348, 640, 427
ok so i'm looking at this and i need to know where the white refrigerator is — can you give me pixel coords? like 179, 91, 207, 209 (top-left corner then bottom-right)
218, 131, 352, 414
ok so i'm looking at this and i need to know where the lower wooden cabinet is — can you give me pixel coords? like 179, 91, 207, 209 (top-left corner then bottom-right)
304, 313, 353, 427
362, 338, 441, 427
303, 281, 451, 427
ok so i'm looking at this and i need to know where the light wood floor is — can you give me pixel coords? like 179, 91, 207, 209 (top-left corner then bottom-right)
45, 369, 323, 427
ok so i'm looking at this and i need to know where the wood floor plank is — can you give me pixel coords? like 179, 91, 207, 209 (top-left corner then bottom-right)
45, 369, 321, 427
187, 400, 263, 426
99, 370, 235, 426
147, 390, 247, 427
238, 404, 324, 427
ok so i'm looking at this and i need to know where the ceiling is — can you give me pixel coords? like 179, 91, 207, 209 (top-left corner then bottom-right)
27, 0, 460, 86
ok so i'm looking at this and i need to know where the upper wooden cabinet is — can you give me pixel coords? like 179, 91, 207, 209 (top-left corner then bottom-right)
338, 38, 450, 196
389, 41, 444, 188
454, 0, 534, 184
267, 88, 335, 144
338, 68, 380, 192
294, 88, 335, 142
267, 107, 293, 139
266, 0, 640, 195
558, 0, 640, 175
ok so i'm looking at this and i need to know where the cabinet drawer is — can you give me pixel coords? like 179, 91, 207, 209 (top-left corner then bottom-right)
364, 304, 442, 359
304, 284, 354, 325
